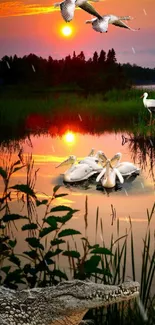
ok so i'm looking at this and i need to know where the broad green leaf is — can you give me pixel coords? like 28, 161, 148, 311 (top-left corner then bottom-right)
26, 237, 44, 250
4, 269, 25, 285
3, 214, 28, 222
1, 266, 11, 274
84, 255, 101, 273
54, 211, 79, 224
53, 185, 61, 194
63, 250, 80, 258
0, 166, 7, 179
10, 184, 36, 199
50, 205, 73, 213
94, 267, 112, 277
13, 160, 21, 166
45, 249, 62, 259
90, 247, 113, 255
54, 194, 68, 198
44, 216, 57, 228
9, 254, 21, 267
51, 239, 66, 246
88, 244, 99, 249
24, 250, 39, 259
39, 227, 57, 238
52, 269, 68, 280
44, 258, 55, 265
22, 223, 38, 231
58, 229, 81, 238
36, 199, 48, 207
23, 263, 36, 275
13, 166, 24, 174
8, 239, 17, 248
35, 261, 49, 272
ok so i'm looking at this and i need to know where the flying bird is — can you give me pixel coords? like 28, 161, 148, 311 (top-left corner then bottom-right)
54, 0, 76, 22
54, 0, 102, 23
85, 14, 140, 33
141, 92, 155, 125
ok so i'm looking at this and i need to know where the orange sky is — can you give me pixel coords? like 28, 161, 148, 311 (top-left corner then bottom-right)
0, 0, 155, 67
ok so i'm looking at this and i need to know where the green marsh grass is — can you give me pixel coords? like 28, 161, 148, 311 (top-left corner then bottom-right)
1, 88, 155, 142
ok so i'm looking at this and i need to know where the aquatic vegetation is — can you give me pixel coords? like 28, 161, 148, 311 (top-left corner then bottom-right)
0, 153, 155, 324
1, 88, 155, 144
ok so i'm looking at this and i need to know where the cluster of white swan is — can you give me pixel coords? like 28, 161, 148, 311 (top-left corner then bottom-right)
56, 150, 140, 188
53, 0, 140, 33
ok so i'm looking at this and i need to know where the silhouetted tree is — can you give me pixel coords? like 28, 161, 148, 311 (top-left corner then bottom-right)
76, 51, 85, 62
98, 50, 106, 65
0, 49, 154, 92
93, 51, 98, 64
106, 48, 117, 65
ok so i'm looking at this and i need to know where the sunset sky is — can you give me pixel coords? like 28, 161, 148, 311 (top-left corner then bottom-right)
0, 0, 155, 67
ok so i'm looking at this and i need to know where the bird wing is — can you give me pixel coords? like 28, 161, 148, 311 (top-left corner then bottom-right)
96, 167, 106, 182
79, 2, 102, 19
147, 99, 155, 108
114, 168, 124, 184
112, 20, 140, 31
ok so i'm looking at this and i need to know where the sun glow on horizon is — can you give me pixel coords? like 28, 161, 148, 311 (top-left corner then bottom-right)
64, 131, 75, 144
61, 25, 73, 37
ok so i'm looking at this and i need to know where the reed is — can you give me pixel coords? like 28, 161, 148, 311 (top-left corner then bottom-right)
0, 153, 155, 324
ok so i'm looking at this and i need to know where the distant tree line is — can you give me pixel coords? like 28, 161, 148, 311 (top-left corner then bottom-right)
0, 49, 155, 92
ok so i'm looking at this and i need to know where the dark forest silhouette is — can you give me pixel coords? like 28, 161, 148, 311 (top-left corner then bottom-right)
0, 49, 155, 92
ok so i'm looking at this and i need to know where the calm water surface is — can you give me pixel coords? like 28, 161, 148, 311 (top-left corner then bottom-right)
1, 131, 155, 282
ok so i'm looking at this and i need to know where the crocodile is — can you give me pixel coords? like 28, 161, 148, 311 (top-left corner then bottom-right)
0, 280, 140, 325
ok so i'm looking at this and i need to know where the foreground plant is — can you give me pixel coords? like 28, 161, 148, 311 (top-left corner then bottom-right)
0, 154, 113, 288
0, 152, 155, 324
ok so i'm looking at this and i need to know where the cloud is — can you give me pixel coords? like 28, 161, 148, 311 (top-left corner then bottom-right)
0, 1, 58, 18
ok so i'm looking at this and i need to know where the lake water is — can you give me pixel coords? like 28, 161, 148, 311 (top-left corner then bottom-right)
1, 130, 155, 285
134, 84, 155, 90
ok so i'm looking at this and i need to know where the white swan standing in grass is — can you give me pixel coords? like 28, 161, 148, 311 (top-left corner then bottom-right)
140, 92, 155, 125
56, 150, 104, 182
96, 153, 124, 188
85, 14, 140, 33
53, 0, 102, 23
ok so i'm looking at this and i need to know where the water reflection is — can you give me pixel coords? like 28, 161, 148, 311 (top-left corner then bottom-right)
1, 131, 155, 284
96, 174, 139, 196
121, 134, 155, 184
0, 113, 131, 147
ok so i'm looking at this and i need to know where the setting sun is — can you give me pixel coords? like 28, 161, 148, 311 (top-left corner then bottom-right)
61, 25, 72, 37
64, 132, 75, 143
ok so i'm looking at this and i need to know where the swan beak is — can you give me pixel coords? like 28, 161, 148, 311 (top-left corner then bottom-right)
98, 152, 108, 165
110, 153, 122, 168
56, 156, 76, 168
140, 95, 144, 98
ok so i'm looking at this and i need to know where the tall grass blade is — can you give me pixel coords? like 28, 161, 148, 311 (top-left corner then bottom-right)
95, 207, 99, 244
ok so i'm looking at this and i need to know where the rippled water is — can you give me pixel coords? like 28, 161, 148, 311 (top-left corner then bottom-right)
0, 131, 155, 282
